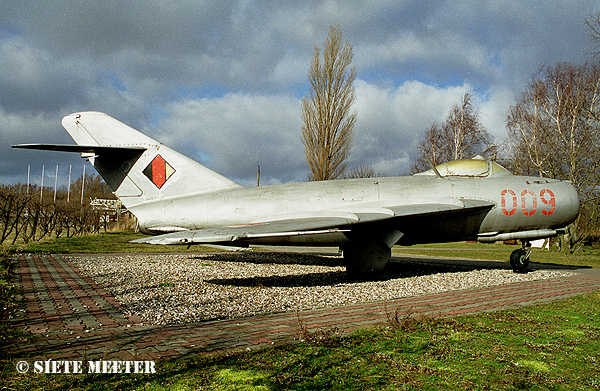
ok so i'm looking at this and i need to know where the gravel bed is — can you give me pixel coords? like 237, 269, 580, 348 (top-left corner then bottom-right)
67, 252, 573, 326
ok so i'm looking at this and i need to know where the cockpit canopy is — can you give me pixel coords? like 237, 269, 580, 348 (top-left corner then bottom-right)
415, 157, 513, 178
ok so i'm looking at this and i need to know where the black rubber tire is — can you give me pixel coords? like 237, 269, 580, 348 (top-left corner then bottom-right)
342, 238, 391, 279
510, 249, 529, 273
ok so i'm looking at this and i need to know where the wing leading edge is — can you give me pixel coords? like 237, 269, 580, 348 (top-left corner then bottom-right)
131, 199, 496, 246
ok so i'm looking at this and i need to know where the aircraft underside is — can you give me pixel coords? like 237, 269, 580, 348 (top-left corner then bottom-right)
231, 211, 562, 276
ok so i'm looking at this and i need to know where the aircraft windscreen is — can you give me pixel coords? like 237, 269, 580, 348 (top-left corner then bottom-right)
415, 158, 513, 177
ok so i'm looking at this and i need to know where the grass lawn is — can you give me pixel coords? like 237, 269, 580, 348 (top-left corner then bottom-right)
5, 292, 600, 390
395, 241, 600, 269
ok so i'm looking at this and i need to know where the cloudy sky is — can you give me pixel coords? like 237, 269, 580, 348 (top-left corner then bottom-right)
1, 1, 599, 188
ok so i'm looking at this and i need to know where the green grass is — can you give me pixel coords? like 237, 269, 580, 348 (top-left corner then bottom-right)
394, 242, 600, 269
4, 291, 600, 390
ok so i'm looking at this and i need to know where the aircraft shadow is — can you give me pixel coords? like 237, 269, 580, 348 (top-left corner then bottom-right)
190, 251, 346, 266
200, 251, 585, 287
392, 254, 586, 272
202, 252, 481, 287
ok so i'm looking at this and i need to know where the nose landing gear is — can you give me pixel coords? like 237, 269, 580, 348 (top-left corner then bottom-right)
510, 241, 531, 273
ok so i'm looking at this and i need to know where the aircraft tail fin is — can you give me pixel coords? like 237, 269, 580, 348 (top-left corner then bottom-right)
57, 112, 240, 207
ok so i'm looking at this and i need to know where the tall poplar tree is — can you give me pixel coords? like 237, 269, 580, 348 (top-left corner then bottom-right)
302, 24, 356, 181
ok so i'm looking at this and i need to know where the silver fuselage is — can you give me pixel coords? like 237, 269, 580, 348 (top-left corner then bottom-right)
132, 174, 579, 245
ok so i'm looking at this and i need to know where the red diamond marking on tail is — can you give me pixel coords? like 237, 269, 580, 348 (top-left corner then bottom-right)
143, 155, 175, 189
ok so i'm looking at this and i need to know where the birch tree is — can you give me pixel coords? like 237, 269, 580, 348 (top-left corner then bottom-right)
413, 92, 492, 172
586, 11, 600, 56
506, 62, 600, 249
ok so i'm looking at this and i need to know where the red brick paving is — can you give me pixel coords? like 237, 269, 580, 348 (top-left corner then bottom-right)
4, 253, 600, 363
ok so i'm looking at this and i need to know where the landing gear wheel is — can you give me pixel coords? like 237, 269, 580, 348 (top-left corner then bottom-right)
510, 249, 529, 273
342, 238, 391, 279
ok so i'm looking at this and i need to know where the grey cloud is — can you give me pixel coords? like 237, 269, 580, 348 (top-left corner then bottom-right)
158, 93, 306, 186
0, 38, 89, 113
350, 80, 471, 175
2, 0, 599, 185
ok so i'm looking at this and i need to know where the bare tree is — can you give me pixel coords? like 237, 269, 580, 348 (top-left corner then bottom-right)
506, 62, 600, 250
0, 172, 116, 245
342, 165, 385, 179
302, 24, 357, 181
70, 173, 115, 203
0, 185, 30, 244
412, 123, 446, 173
586, 12, 600, 56
412, 92, 492, 173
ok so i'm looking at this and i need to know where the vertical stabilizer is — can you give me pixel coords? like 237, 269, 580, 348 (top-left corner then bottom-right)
61, 112, 241, 208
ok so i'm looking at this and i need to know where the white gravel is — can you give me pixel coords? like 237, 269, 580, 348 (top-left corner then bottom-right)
66, 252, 573, 326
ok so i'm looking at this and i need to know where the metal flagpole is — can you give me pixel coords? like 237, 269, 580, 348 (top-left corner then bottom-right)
26, 165, 30, 195
67, 165, 72, 202
40, 165, 44, 203
80, 165, 85, 205
53, 165, 58, 203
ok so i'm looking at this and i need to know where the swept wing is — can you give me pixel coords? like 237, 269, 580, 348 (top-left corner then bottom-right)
132, 199, 495, 246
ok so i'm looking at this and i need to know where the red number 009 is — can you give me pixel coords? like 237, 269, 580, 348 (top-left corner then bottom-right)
500, 189, 555, 216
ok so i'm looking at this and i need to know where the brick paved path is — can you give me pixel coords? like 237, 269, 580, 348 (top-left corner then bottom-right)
5, 253, 600, 362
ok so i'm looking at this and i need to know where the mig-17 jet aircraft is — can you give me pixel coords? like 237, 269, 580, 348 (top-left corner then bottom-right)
14, 112, 580, 275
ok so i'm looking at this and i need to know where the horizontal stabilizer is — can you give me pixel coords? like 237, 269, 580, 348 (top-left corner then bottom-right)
12, 143, 146, 154
13, 143, 147, 193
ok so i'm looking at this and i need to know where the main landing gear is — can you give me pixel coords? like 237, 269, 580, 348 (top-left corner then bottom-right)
510, 241, 531, 273
341, 237, 391, 279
